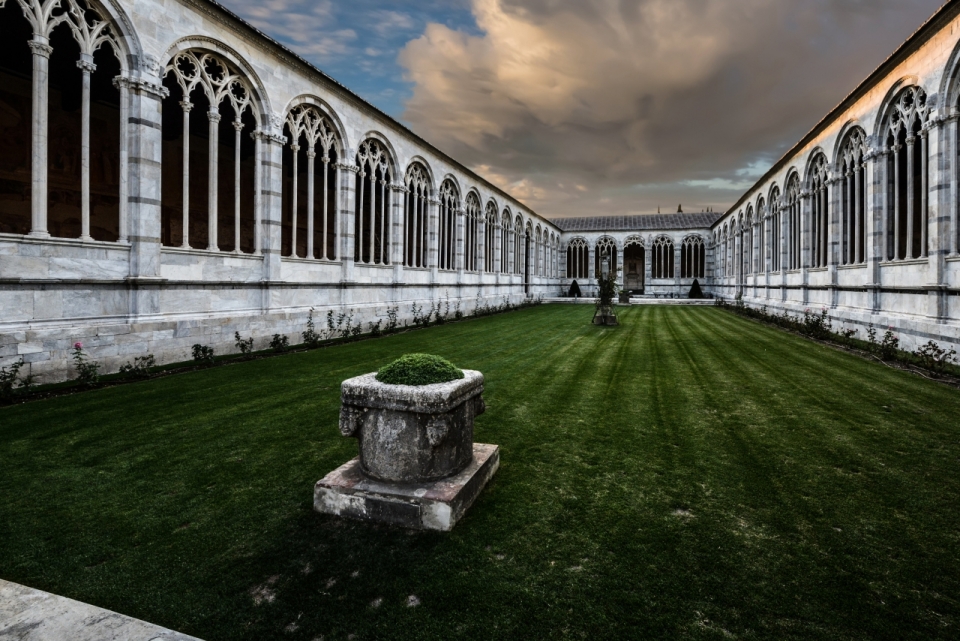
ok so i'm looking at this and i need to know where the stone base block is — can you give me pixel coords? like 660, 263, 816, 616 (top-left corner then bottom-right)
314, 443, 499, 531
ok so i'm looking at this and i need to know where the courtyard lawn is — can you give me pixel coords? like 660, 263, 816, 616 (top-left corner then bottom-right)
3, 306, 960, 640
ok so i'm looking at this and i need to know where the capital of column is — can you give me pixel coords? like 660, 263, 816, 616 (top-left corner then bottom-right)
305, 149, 317, 159
76, 59, 97, 74
207, 110, 222, 124
389, 183, 408, 193
335, 162, 360, 174
232, 119, 244, 132
891, 144, 902, 153
252, 129, 287, 145
180, 100, 194, 113
113, 76, 169, 100
28, 40, 53, 59
905, 135, 916, 146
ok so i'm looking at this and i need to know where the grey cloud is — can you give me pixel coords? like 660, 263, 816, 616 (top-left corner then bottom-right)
398, 0, 946, 216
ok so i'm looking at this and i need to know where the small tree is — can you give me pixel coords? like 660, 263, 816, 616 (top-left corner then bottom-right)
593, 272, 619, 326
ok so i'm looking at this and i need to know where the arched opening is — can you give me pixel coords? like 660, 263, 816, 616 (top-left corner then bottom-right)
623, 238, 645, 293
513, 216, 523, 275
653, 236, 674, 279
769, 187, 781, 272
595, 237, 617, 278
1, 0, 123, 241
809, 154, 829, 268
161, 50, 257, 252
681, 236, 704, 279
282, 105, 339, 259
404, 163, 429, 268
438, 180, 458, 270
839, 129, 867, 265
785, 175, 801, 270
885, 87, 928, 261
464, 192, 480, 272
354, 139, 391, 265
501, 212, 512, 273
484, 202, 497, 273
756, 197, 766, 273
566, 238, 588, 279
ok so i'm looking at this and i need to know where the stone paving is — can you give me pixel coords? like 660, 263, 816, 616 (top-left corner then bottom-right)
0, 579, 201, 641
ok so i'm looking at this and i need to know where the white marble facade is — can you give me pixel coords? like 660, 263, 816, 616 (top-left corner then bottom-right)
0, 0, 564, 381
3, 0, 960, 383
710, 4, 960, 354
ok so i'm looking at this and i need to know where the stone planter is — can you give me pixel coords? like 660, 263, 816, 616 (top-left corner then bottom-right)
315, 369, 500, 531
338, 371, 486, 483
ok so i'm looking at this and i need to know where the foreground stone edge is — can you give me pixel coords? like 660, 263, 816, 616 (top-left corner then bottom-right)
0, 578, 202, 641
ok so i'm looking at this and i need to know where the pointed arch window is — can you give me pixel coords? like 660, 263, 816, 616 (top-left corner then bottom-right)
769, 187, 782, 272
757, 198, 766, 274
839, 130, 866, 265
809, 155, 830, 268
484, 202, 497, 273
785, 176, 802, 270
513, 216, 523, 275
595, 237, 617, 277
567, 238, 588, 279
501, 213, 512, 273
438, 181, 459, 270
354, 139, 391, 265
283, 105, 339, 259
653, 236, 675, 279
163, 49, 258, 253
404, 164, 429, 268
885, 87, 928, 261
681, 236, 705, 279
1, 0, 131, 241
464, 192, 480, 272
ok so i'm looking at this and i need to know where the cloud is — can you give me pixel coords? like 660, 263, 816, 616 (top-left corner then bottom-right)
398, 0, 946, 217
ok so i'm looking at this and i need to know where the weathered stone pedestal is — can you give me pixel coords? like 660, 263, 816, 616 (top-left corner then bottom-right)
314, 370, 499, 531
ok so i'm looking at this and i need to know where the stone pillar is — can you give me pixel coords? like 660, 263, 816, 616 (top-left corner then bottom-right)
179, 101, 193, 248
115, 76, 130, 244
233, 119, 244, 253
926, 118, 948, 321
257, 129, 286, 285
207, 107, 221, 251
290, 144, 300, 258
78, 55, 96, 241
391, 184, 406, 284
866, 147, 885, 314
28, 39, 52, 238
828, 177, 840, 308
338, 163, 359, 284
121, 75, 169, 319
306, 149, 316, 259
674, 238, 682, 294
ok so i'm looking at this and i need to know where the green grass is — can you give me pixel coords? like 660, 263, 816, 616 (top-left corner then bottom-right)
2, 306, 960, 640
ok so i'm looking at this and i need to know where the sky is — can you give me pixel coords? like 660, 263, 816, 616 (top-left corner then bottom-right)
218, 0, 947, 219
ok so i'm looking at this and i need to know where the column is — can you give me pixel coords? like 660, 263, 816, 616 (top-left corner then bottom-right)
179, 101, 192, 248
866, 149, 884, 313
122, 76, 169, 319
306, 149, 316, 259
338, 163, 358, 283
906, 135, 916, 259
78, 56, 96, 241
233, 119, 243, 253
290, 144, 299, 257
256, 129, 286, 286
855, 163, 863, 263
921, 129, 929, 258
322, 155, 331, 259
391, 184, 405, 273
28, 39, 53, 238
252, 130, 263, 256
115, 76, 130, 244
207, 107, 221, 251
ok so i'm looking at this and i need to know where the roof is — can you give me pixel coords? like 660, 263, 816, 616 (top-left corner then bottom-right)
551, 213, 723, 233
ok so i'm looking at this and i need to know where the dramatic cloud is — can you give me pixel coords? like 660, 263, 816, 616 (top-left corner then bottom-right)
398, 0, 946, 216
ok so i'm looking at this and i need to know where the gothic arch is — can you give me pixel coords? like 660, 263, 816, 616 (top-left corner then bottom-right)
282, 95, 346, 157
357, 131, 399, 177
160, 36, 270, 122
873, 77, 927, 141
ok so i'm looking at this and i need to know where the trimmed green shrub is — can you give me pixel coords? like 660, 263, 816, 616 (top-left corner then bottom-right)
376, 353, 465, 386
